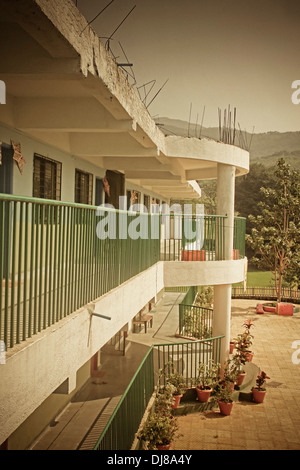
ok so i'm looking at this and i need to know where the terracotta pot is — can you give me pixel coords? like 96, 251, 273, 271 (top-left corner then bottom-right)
236, 372, 246, 386
252, 388, 267, 403
218, 400, 233, 416
245, 351, 254, 362
196, 387, 212, 403
229, 342, 235, 354
157, 444, 171, 450
171, 394, 183, 409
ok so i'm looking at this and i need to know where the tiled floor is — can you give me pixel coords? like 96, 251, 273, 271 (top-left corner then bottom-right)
172, 299, 300, 450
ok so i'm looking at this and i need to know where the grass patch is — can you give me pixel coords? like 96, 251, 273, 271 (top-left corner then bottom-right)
246, 270, 274, 287
234, 267, 274, 288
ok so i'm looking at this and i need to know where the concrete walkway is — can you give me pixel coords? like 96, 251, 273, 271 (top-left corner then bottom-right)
30, 294, 300, 450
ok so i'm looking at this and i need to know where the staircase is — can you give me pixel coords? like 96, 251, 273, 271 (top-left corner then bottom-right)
78, 396, 122, 450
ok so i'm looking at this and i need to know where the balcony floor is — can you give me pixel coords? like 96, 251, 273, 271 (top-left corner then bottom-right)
29, 295, 300, 451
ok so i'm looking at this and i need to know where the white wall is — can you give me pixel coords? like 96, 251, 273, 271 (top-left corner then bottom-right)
0, 261, 164, 444
0, 123, 169, 207
0, 123, 106, 201
164, 258, 247, 287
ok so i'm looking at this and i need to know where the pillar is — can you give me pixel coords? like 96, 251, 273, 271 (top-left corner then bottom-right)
213, 163, 236, 367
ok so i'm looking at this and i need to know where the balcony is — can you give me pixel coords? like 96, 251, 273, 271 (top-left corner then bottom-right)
0, 194, 246, 350
160, 213, 246, 261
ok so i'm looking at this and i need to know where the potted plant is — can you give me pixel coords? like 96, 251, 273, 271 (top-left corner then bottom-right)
230, 349, 247, 386
241, 319, 255, 362
154, 383, 177, 416
252, 371, 270, 403
215, 381, 234, 416
137, 412, 180, 450
194, 360, 220, 402
232, 319, 255, 385
159, 362, 187, 409
223, 359, 239, 391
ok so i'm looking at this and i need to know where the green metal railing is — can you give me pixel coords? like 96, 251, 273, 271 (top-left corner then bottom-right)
0, 193, 246, 349
178, 286, 213, 339
154, 336, 223, 388
160, 214, 227, 261
180, 285, 197, 306
233, 216, 246, 259
160, 214, 246, 261
93, 335, 224, 450
0, 194, 160, 348
179, 304, 213, 340
232, 286, 300, 304
94, 345, 155, 450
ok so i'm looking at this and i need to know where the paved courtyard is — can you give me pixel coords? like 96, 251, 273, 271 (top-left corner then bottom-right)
172, 299, 300, 450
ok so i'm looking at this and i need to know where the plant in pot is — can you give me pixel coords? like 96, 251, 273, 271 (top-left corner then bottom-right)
159, 362, 187, 409
154, 383, 177, 416
194, 359, 220, 403
230, 350, 247, 387
232, 320, 255, 384
137, 412, 180, 450
222, 359, 239, 391
215, 380, 234, 416
240, 319, 255, 362
252, 371, 270, 403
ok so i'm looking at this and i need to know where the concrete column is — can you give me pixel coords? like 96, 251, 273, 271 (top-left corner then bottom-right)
213, 163, 236, 367
213, 284, 232, 367
217, 163, 236, 260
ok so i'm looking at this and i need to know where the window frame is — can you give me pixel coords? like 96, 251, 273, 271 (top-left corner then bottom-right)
33, 153, 62, 201
75, 168, 93, 205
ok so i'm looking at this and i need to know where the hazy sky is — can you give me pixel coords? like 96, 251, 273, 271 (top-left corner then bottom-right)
75, 0, 300, 133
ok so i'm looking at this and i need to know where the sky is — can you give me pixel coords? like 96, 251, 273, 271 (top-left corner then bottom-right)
74, 0, 300, 133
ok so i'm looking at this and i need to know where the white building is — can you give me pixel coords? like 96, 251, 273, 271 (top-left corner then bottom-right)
0, 0, 249, 449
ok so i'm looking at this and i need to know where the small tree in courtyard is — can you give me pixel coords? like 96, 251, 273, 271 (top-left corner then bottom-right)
246, 158, 300, 301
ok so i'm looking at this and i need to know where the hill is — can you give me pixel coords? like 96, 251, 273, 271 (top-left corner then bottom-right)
155, 117, 300, 169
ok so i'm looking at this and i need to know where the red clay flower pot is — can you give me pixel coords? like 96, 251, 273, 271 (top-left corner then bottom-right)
236, 373, 246, 386
196, 387, 212, 403
252, 388, 267, 403
245, 351, 254, 362
218, 400, 233, 416
171, 394, 183, 409
229, 342, 235, 354
157, 444, 171, 450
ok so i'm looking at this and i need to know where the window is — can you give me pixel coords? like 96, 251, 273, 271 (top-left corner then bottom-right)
33, 154, 61, 200
144, 194, 150, 212
75, 169, 93, 205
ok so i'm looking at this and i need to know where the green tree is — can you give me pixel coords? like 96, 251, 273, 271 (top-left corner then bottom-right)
235, 162, 276, 224
246, 159, 300, 301
235, 163, 276, 260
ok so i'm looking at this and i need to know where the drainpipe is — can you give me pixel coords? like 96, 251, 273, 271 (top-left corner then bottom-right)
213, 163, 236, 368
